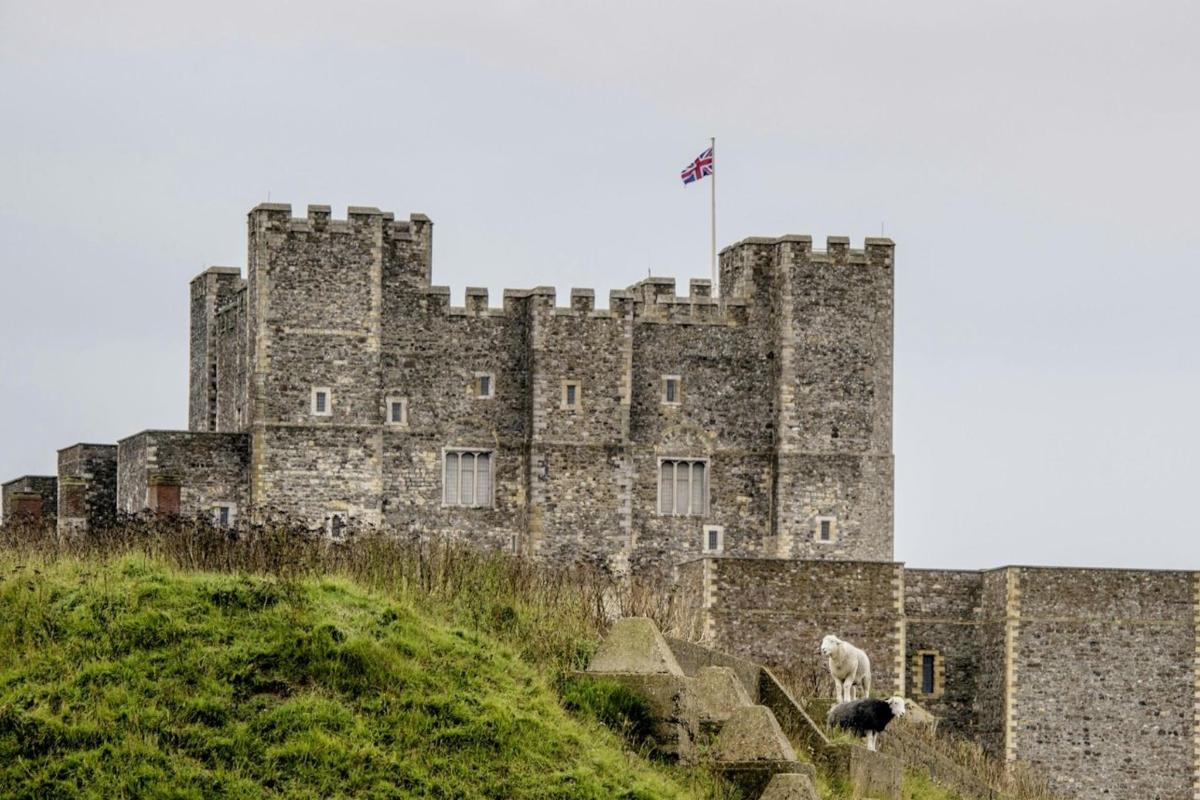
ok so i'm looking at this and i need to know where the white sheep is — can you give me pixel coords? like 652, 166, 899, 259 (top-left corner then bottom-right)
820, 634, 872, 703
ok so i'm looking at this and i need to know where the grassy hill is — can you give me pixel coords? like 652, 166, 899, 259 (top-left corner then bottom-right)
0, 554, 715, 799
0, 522, 1048, 800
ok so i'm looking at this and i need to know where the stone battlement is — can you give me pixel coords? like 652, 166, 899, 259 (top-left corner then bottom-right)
251, 202, 432, 241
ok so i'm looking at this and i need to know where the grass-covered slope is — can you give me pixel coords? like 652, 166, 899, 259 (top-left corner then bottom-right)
0, 557, 702, 800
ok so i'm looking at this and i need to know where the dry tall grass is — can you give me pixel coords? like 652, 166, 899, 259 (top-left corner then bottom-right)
0, 515, 681, 675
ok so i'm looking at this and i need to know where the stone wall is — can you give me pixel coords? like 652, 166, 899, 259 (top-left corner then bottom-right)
677, 557, 905, 695
56, 444, 116, 535
116, 431, 249, 520
721, 236, 895, 562
0, 475, 57, 525
214, 287, 248, 433
188, 267, 243, 432
904, 569, 983, 736
1007, 567, 1197, 800
974, 569, 1014, 760
219, 204, 895, 574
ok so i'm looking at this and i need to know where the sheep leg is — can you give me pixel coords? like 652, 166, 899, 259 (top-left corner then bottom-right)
866, 731, 876, 751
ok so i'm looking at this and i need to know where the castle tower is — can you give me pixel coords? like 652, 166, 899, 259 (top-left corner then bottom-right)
189, 267, 244, 432
244, 204, 432, 529
720, 235, 895, 561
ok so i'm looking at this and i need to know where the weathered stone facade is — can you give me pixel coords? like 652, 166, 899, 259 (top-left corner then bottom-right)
0, 475, 57, 525
160, 203, 895, 572
679, 557, 1200, 799
56, 444, 117, 536
116, 430, 249, 522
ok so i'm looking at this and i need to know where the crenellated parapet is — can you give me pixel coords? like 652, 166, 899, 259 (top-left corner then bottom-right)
406, 279, 749, 327
248, 203, 433, 288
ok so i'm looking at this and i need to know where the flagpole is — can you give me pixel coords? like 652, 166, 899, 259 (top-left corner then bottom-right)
710, 136, 717, 297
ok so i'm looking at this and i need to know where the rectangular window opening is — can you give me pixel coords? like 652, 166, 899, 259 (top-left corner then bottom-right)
387, 396, 408, 426
922, 654, 936, 695
657, 458, 708, 516
562, 380, 580, 410
213, 503, 236, 528
662, 375, 681, 405
327, 512, 348, 541
311, 387, 332, 416
703, 525, 724, 554
815, 516, 837, 543
443, 449, 494, 508
474, 373, 495, 399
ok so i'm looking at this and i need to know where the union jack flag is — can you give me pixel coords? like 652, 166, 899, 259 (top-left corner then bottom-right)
680, 146, 714, 185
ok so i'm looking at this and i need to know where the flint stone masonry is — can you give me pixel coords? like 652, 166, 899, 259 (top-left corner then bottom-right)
56, 444, 116, 536
116, 431, 249, 520
169, 204, 896, 573
676, 557, 906, 696
1, 476, 57, 525
684, 558, 1200, 799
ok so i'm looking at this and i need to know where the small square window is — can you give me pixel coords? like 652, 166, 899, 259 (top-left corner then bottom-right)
662, 375, 681, 405
815, 515, 837, 543
386, 396, 408, 426
703, 525, 724, 554
561, 380, 581, 410
213, 502, 236, 528
311, 387, 332, 416
474, 373, 495, 399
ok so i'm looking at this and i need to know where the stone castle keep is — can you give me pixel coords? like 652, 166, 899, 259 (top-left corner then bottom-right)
2, 203, 1197, 798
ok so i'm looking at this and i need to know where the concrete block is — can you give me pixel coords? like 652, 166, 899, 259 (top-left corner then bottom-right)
716, 762, 816, 799
695, 665, 752, 724
587, 617, 684, 676
712, 705, 798, 763
760, 772, 821, 800
850, 746, 901, 800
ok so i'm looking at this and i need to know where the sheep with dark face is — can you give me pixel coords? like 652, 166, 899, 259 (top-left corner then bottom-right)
826, 696, 907, 751
819, 634, 872, 703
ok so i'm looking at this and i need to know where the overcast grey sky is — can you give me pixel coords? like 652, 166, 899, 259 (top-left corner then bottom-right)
1, 0, 1196, 569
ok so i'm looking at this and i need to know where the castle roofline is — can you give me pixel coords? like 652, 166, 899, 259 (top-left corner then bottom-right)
1, 475, 56, 487
718, 234, 894, 255
56, 443, 116, 453
115, 429, 247, 445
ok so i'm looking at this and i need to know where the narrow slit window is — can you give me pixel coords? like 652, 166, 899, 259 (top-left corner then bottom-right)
662, 375, 681, 405
922, 654, 935, 695
816, 516, 837, 543
562, 380, 580, 410
703, 525, 724, 554
311, 387, 332, 416
444, 452, 459, 505
387, 397, 408, 426
659, 461, 674, 514
474, 373, 495, 399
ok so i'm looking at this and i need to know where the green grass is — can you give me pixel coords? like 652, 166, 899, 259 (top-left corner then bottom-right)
902, 771, 963, 800
0, 555, 713, 799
